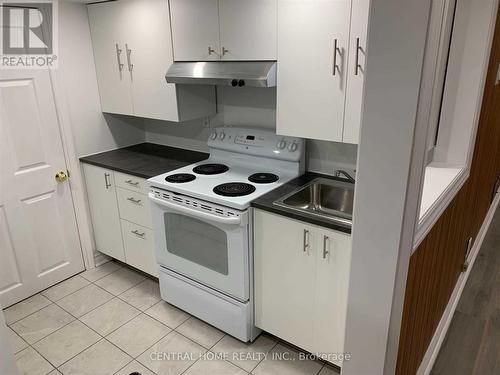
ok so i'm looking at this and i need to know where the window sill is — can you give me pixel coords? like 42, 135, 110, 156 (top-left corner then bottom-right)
413, 164, 468, 251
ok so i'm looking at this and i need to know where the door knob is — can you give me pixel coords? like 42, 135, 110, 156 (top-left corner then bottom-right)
55, 170, 69, 183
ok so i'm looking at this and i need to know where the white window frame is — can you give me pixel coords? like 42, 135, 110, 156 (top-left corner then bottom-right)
414, 0, 499, 249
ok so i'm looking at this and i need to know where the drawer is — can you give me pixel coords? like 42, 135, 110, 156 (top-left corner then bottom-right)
116, 188, 152, 228
121, 220, 158, 277
114, 172, 149, 195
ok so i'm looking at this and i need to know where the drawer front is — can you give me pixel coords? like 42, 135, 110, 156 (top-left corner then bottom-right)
121, 220, 158, 277
116, 188, 152, 228
114, 172, 149, 195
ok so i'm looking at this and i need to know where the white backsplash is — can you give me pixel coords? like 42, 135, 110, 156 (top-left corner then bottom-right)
144, 86, 358, 175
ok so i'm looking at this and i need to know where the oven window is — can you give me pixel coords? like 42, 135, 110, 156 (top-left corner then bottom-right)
164, 213, 229, 275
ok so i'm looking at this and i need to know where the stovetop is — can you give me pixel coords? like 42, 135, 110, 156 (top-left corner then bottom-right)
148, 158, 299, 210
147, 127, 304, 210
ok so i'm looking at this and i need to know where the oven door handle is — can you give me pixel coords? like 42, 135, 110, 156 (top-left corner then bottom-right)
149, 194, 242, 225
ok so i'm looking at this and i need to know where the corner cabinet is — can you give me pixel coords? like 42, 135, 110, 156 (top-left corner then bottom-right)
83, 164, 158, 277
87, 0, 216, 122
254, 209, 352, 367
170, 0, 277, 61
276, 0, 370, 144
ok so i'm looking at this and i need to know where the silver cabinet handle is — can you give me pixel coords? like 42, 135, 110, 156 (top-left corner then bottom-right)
125, 179, 140, 187
104, 173, 111, 189
131, 229, 145, 238
303, 229, 310, 252
115, 43, 124, 72
323, 235, 330, 259
333, 39, 341, 76
222, 46, 229, 56
127, 197, 142, 205
208, 46, 218, 56
355, 37, 363, 76
125, 44, 133, 72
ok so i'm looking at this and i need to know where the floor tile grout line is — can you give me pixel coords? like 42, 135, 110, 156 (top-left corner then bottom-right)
79, 261, 124, 283
4, 299, 53, 326
40, 275, 92, 303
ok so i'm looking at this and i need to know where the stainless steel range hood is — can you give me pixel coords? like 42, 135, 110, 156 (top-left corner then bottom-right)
165, 61, 277, 88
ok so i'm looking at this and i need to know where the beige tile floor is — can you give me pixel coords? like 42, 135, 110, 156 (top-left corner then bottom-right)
4, 261, 340, 375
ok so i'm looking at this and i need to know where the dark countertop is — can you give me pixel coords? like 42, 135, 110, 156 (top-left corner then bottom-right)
79, 143, 209, 179
251, 172, 353, 234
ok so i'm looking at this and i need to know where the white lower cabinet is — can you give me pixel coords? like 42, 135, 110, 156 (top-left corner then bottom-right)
121, 220, 158, 277
83, 164, 125, 262
254, 209, 351, 367
83, 163, 158, 277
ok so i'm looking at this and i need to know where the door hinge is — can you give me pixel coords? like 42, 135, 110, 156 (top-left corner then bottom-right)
462, 236, 473, 272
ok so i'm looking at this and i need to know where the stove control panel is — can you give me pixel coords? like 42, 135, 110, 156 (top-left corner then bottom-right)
208, 127, 304, 162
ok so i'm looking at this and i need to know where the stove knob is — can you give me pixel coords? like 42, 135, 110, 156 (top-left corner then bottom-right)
277, 140, 287, 150
288, 141, 298, 152
218, 131, 226, 140
210, 131, 218, 140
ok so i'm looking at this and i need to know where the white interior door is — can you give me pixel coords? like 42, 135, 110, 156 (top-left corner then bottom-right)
169, 0, 220, 61
276, 0, 352, 142
218, 0, 277, 60
0, 69, 84, 308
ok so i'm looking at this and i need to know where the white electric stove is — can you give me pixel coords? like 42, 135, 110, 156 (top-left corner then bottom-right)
148, 127, 304, 342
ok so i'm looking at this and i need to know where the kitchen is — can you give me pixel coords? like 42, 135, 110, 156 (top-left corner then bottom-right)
0, 0, 499, 375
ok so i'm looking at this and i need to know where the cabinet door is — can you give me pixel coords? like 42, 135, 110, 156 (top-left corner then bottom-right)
276, 0, 351, 142
343, 0, 370, 144
219, 0, 277, 60
254, 210, 316, 350
170, 0, 220, 61
83, 164, 125, 261
123, 0, 180, 121
87, 1, 133, 115
313, 228, 351, 365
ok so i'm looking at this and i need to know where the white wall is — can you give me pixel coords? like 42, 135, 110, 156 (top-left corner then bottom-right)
58, 1, 145, 157
145, 86, 358, 174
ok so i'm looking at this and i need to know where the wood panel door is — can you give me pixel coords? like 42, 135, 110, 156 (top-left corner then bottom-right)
0, 69, 84, 308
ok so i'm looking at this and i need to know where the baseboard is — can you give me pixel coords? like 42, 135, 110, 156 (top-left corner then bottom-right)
93, 252, 111, 268
417, 191, 500, 375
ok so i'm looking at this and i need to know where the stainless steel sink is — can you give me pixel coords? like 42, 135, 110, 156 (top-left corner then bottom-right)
274, 178, 354, 227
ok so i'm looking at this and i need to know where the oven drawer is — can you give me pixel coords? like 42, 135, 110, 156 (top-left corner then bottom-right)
117, 188, 152, 228
158, 267, 258, 342
114, 172, 149, 195
121, 220, 158, 277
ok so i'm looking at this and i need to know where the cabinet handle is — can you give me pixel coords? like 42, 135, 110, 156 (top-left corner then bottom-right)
333, 39, 341, 76
355, 37, 363, 76
125, 179, 140, 187
208, 46, 219, 56
115, 43, 124, 72
127, 197, 142, 205
222, 46, 229, 56
303, 229, 310, 252
126, 44, 134, 72
131, 229, 146, 238
104, 173, 111, 189
323, 235, 330, 259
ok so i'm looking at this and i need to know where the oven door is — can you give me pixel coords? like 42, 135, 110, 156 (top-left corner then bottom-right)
149, 193, 249, 302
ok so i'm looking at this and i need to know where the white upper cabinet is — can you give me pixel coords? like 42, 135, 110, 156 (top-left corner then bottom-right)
218, 0, 277, 60
87, 1, 133, 115
87, 0, 216, 122
276, 0, 368, 144
169, 0, 221, 61
170, 0, 277, 61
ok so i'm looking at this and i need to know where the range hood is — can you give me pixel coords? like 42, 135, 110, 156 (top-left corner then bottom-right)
165, 61, 277, 88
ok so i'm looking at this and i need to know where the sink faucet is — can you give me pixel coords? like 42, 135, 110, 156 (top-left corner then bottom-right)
334, 170, 355, 183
